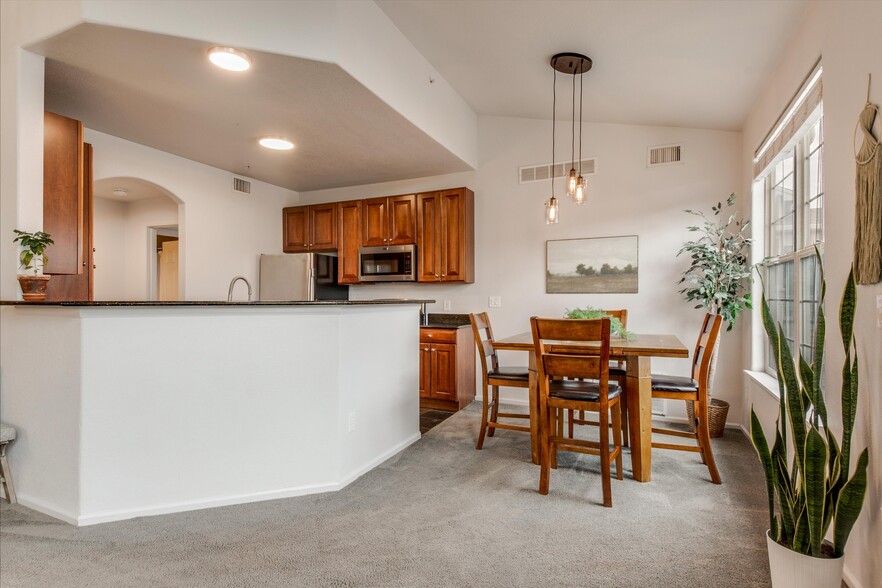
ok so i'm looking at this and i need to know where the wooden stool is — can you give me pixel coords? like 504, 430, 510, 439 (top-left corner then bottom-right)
0, 423, 17, 504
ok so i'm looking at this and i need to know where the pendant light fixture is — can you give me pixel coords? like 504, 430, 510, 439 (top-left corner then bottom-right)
547, 52, 592, 220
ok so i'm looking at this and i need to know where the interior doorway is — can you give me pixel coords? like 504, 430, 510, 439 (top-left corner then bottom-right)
150, 226, 179, 301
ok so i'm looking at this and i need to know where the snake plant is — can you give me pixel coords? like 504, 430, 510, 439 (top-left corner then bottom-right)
750, 254, 869, 558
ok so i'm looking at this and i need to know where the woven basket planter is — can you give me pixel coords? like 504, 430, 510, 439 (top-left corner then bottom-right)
685, 398, 730, 438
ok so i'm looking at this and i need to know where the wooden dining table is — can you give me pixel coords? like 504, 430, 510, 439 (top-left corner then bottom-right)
492, 331, 689, 482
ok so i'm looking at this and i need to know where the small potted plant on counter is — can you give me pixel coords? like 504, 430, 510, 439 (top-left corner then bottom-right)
677, 193, 752, 436
750, 256, 868, 588
13, 229, 53, 301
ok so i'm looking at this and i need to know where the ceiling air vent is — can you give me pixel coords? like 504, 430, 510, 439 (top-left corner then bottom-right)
519, 158, 596, 184
647, 143, 683, 167
232, 176, 252, 195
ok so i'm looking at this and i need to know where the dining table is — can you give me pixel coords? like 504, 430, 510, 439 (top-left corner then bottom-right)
492, 331, 689, 482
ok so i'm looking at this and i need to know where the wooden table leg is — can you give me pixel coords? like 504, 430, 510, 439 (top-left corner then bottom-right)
528, 351, 540, 465
626, 355, 652, 482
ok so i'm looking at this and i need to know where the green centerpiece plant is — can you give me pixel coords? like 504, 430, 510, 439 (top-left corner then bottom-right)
563, 306, 634, 339
750, 256, 869, 587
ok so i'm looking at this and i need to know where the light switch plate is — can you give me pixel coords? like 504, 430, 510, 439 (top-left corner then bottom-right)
489, 296, 501, 308
443, 300, 452, 311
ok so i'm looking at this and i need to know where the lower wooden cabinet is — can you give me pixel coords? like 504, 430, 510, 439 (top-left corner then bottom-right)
419, 327, 475, 411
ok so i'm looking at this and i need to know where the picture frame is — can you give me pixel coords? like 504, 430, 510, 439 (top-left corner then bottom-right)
546, 235, 639, 293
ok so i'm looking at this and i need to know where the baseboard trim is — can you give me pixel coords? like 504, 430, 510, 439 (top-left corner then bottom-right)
14, 495, 80, 526
75, 481, 341, 526
338, 432, 422, 488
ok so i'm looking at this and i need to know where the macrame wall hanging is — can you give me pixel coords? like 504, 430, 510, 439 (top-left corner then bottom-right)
854, 74, 882, 285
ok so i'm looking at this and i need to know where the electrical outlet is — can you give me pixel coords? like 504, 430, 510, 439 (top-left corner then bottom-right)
348, 412, 357, 432
443, 300, 452, 311
488, 296, 502, 308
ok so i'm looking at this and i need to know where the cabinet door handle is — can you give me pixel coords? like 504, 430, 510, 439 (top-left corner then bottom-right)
93, 264, 96, 269
441, 274, 446, 277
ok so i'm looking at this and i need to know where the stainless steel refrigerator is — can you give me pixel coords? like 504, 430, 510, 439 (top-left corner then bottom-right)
258, 253, 349, 301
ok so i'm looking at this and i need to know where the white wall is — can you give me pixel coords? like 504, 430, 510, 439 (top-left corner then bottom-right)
302, 115, 744, 421
92, 197, 127, 300
86, 129, 299, 301
740, 2, 882, 587
123, 197, 178, 300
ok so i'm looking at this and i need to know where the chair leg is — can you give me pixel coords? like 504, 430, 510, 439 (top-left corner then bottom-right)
611, 402, 624, 480
599, 405, 612, 507
539, 405, 552, 495
553, 408, 563, 469
696, 408, 722, 484
692, 400, 707, 464
0, 442, 15, 505
567, 408, 574, 438
487, 385, 500, 437
618, 384, 629, 448
476, 384, 491, 450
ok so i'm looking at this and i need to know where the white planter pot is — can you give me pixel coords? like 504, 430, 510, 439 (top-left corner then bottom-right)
766, 530, 844, 588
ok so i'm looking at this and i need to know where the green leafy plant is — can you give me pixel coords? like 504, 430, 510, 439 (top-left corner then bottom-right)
12, 229, 53, 275
750, 253, 869, 558
563, 306, 634, 339
678, 193, 752, 331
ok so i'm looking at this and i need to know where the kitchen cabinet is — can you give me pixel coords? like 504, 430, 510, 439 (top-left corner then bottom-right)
43, 111, 84, 276
46, 143, 94, 301
337, 199, 362, 284
362, 194, 416, 247
416, 187, 474, 283
419, 327, 475, 411
283, 203, 338, 252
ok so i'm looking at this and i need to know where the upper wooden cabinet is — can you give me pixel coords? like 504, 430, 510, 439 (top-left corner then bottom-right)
43, 111, 84, 276
417, 188, 474, 283
362, 194, 416, 247
283, 203, 338, 252
337, 199, 362, 284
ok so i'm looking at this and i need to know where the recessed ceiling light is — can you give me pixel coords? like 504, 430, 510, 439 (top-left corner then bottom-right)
259, 137, 295, 150
208, 47, 251, 72
112, 188, 128, 198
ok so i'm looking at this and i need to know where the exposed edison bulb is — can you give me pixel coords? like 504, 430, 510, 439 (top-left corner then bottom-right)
573, 175, 587, 205
566, 168, 578, 197
545, 196, 560, 224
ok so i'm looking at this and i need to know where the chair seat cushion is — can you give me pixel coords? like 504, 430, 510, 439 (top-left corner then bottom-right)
0, 423, 16, 443
608, 363, 627, 376
488, 366, 530, 381
651, 374, 699, 393
549, 380, 621, 402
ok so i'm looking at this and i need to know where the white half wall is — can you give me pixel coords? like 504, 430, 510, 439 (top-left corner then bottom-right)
301, 115, 744, 424
86, 129, 300, 301
740, 2, 882, 587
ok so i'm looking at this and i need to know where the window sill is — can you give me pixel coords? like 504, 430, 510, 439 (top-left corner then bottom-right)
744, 369, 780, 400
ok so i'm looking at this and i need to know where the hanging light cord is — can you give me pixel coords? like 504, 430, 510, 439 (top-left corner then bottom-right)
578, 61, 583, 174
571, 65, 576, 170
552, 67, 557, 197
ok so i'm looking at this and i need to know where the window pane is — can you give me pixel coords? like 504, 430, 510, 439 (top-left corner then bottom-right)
799, 255, 821, 364
769, 155, 795, 256
766, 260, 794, 371
803, 120, 824, 247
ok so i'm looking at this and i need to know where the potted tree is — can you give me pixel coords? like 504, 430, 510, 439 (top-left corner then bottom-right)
750, 257, 869, 588
677, 193, 752, 435
12, 229, 53, 301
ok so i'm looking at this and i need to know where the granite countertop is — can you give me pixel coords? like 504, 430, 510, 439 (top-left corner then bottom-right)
420, 313, 471, 329
1, 299, 435, 307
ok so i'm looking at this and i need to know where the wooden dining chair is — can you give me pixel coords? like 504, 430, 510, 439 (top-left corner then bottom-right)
568, 309, 629, 445
531, 317, 623, 507
469, 313, 531, 450
650, 313, 723, 484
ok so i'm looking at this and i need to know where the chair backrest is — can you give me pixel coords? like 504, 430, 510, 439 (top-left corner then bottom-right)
691, 314, 723, 391
531, 317, 613, 402
469, 312, 499, 376
601, 309, 627, 330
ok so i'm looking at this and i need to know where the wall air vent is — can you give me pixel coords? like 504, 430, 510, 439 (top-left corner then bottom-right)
519, 158, 596, 184
232, 176, 252, 195
647, 144, 683, 167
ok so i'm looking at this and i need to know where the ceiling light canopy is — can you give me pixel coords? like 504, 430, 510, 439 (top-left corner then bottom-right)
258, 136, 295, 150
208, 46, 251, 72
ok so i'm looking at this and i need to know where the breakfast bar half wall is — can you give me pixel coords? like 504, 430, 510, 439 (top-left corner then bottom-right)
0, 300, 431, 525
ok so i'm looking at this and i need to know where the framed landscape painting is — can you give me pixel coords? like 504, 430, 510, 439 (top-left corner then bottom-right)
546, 235, 638, 293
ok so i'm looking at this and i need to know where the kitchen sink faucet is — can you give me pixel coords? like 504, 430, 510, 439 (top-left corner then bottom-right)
228, 276, 252, 302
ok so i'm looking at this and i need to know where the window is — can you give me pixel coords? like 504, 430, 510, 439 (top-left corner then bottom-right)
760, 114, 824, 374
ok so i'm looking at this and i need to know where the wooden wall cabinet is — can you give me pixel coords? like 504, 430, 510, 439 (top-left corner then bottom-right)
419, 327, 475, 411
337, 199, 362, 284
43, 111, 84, 276
417, 187, 474, 283
283, 203, 338, 252
361, 194, 416, 247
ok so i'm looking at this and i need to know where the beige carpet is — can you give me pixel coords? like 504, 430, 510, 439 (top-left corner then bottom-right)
0, 403, 772, 587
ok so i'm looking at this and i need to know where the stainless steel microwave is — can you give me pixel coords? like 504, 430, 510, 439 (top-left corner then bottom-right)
358, 245, 416, 282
